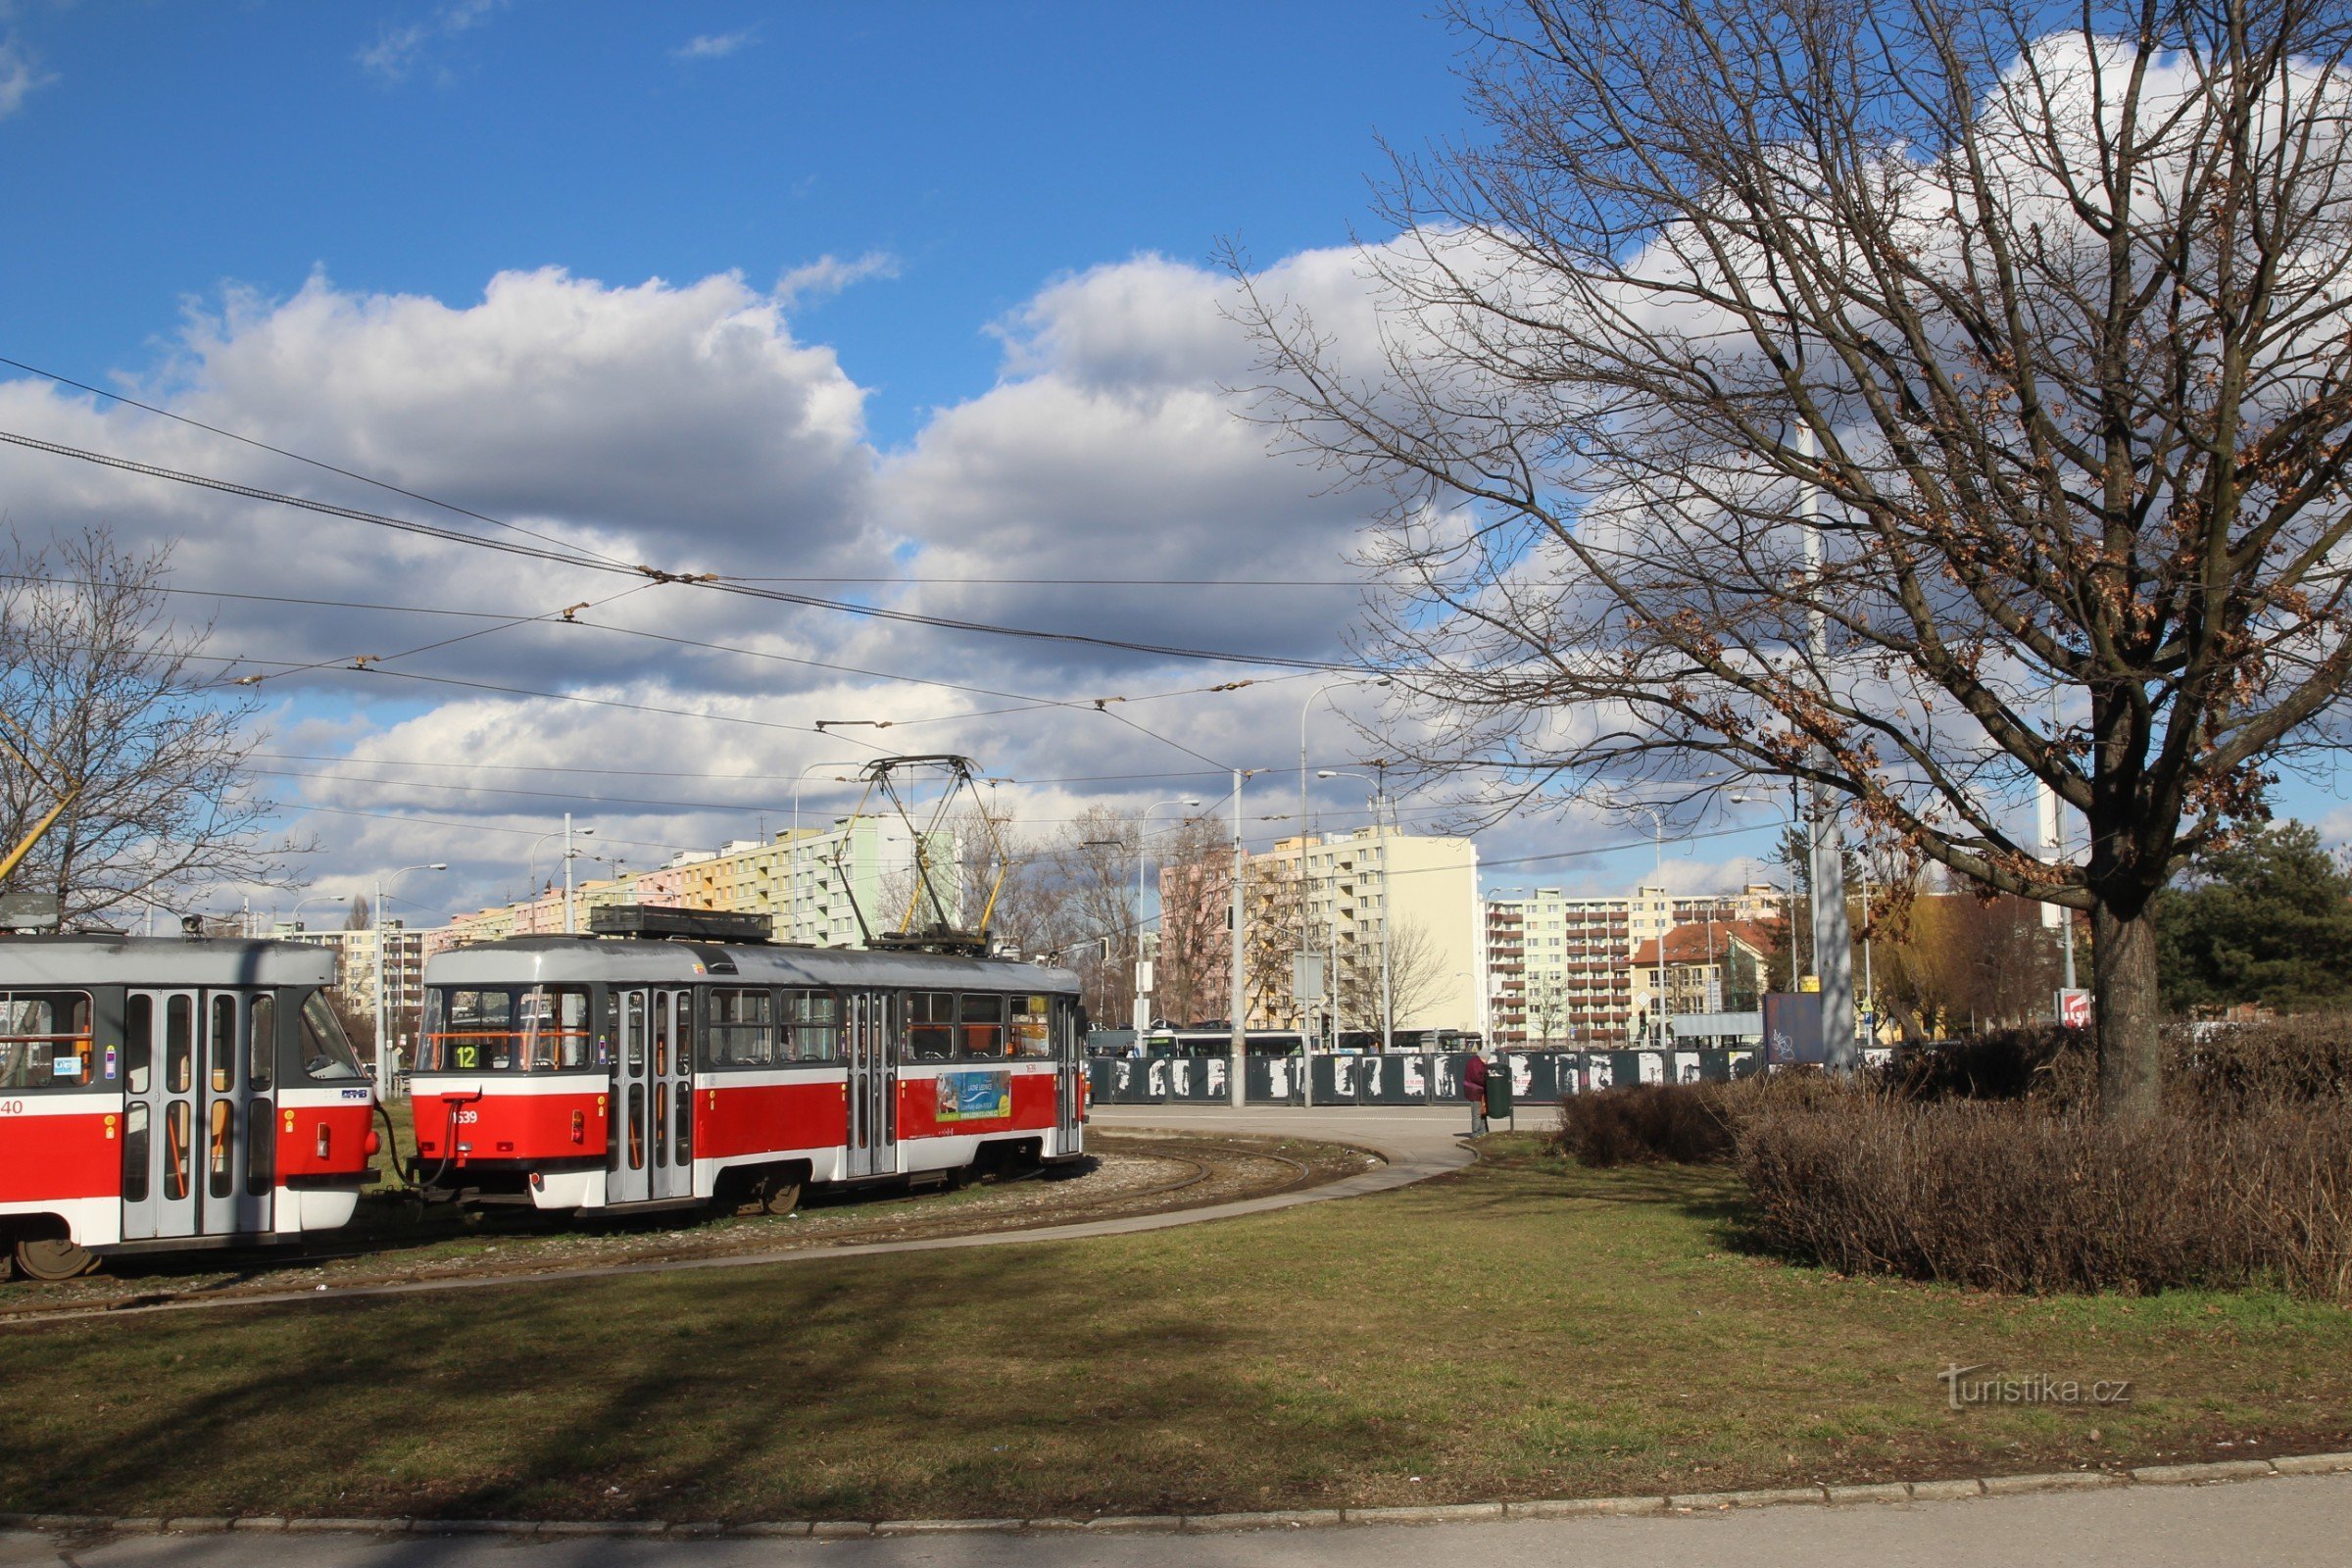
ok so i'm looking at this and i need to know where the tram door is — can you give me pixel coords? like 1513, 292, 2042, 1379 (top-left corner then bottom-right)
197, 991, 270, 1235
844, 991, 896, 1179
651, 989, 693, 1200
121, 990, 200, 1241
1054, 998, 1083, 1148
612, 988, 694, 1205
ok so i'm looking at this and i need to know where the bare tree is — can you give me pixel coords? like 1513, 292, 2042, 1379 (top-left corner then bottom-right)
343, 894, 371, 931
1154, 815, 1231, 1025
1052, 806, 1142, 1023
1236, 0, 2352, 1118
1335, 919, 1452, 1040
0, 528, 287, 923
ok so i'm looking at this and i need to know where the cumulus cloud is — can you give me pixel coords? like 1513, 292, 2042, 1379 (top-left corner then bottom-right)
0, 249, 1700, 917
358, 0, 507, 85
672, 29, 757, 61
0, 34, 56, 120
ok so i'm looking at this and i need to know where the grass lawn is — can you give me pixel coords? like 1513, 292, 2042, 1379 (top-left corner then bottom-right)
2, 1137, 2347, 1523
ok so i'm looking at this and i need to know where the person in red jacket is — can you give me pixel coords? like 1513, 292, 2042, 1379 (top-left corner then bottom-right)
1462, 1047, 1490, 1138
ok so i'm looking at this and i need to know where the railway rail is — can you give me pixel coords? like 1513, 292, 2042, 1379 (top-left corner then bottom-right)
0, 1131, 1363, 1328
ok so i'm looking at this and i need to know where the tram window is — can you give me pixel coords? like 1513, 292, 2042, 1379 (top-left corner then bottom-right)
209, 995, 236, 1093
122, 1103, 150, 1201
164, 1101, 192, 1200
626, 992, 646, 1070
246, 1100, 273, 1197
906, 992, 956, 1060
0, 991, 93, 1091
166, 996, 193, 1093
626, 1084, 646, 1169
298, 992, 368, 1081
959, 993, 1007, 1059
1011, 994, 1054, 1058
654, 995, 670, 1076
124, 995, 153, 1094
521, 987, 593, 1069
209, 1098, 233, 1198
423, 987, 592, 1072
706, 989, 775, 1067
783, 991, 838, 1062
250, 995, 274, 1090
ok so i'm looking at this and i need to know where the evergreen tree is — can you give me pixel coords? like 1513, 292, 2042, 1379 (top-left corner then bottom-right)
2153, 821, 2352, 1012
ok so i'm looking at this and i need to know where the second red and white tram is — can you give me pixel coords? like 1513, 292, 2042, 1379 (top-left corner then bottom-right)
0, 935, 381, 1280
408, 910, 1088, 1214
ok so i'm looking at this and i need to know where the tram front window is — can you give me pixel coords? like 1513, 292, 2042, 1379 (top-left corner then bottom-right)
298, 991, 368, 1082
420, 987, 594, 1071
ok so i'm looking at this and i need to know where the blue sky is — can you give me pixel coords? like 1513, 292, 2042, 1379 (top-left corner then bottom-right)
2, 2, 1455, 445
2, 1, 2341, 926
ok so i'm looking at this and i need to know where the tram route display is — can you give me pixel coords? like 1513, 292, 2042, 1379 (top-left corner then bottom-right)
0, 935, 382, 1281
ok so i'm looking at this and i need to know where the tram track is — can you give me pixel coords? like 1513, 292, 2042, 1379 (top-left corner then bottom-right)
0, 1132, 1359, 1328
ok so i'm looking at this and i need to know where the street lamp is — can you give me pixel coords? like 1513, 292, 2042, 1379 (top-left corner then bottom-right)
286, 894, 347, 932
1132, 799, 1202, 1034
522, 819, 597, 935
1618, 802, 1671, 1049
1299, 675, 1390, 1101
1732, 787, 1809, 988
375, 862, 447, 1093
1318, 766, 1395, 1053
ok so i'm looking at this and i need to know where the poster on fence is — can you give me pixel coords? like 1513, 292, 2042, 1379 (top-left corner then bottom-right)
1763, 992, 1826, 1065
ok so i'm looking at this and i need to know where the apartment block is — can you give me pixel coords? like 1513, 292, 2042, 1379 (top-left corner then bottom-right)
1160, 827, 1483, 1038
423, 815, 956, 956
270, 920, 428, 1050
1485, 890, 1635, 1047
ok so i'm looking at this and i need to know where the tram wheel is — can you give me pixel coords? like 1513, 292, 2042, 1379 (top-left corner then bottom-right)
758, 1174, 804, 1215
12, 1235, 100, 1282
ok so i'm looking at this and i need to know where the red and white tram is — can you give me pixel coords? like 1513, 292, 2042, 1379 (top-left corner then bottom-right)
0, 935, 381, 1281
409, 908, 1088, 1214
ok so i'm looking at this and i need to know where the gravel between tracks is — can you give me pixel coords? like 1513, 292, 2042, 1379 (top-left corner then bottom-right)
0, 1131, 1379, 1320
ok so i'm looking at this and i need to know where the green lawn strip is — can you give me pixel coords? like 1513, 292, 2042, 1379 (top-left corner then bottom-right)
3, 1137, 2346, 1522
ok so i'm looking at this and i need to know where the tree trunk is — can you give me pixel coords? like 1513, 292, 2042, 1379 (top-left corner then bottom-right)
2090, 904, 2162, 1122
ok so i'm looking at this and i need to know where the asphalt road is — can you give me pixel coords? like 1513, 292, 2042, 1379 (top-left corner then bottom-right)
7, 1474, 2348, 1567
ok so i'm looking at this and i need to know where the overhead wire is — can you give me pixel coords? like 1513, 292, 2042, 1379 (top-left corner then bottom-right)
0, 424, 1364, 672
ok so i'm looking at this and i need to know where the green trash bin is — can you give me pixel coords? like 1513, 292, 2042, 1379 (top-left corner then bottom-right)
1485, 1062, 1514, 1126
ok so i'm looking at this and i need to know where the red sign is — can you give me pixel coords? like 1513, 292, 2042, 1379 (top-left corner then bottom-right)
2056, 989, 2091, 1029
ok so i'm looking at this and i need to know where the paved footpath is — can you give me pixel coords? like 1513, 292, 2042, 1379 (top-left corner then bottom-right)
5, 1474, 2348, 1567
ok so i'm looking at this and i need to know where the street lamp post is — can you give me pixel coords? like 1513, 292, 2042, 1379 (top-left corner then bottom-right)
374, 862, 447, 1094
1732, 789, 1808, 991
1317, 767, 1395, 1053
287, 894, 347, 931
1300, 676, 1390, 1099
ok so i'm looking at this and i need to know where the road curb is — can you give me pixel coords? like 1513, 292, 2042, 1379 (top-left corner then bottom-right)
4, 1451, 2348, 1541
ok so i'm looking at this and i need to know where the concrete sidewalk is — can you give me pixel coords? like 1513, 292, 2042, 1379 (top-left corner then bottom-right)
6, 1471, 2346, 1567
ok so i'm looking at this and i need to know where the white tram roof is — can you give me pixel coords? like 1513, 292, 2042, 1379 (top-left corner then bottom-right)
426, 936, 1082, 996
0, 935, 336, 989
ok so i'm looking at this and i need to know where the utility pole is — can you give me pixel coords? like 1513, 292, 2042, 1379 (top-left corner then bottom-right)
563, 811, 576, 934
1798, 424, 1859, 1069
1375, 760, 1393, 1054
1228, 769, 1249, 1107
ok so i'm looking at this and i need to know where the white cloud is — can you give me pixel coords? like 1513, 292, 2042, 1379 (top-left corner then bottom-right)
775, 251, 901, 306
0, 34, 57, 120
672, 29, 757, 62
358, 0, 506, 85
0, 248, 1684, 914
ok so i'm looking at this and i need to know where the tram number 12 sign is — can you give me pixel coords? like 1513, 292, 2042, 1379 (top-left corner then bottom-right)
2056, 989, 2092, 1029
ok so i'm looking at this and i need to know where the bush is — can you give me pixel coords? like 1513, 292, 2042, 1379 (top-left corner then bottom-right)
1552, 1082, 1739, 1166
1737, 1099, 2352, 1301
